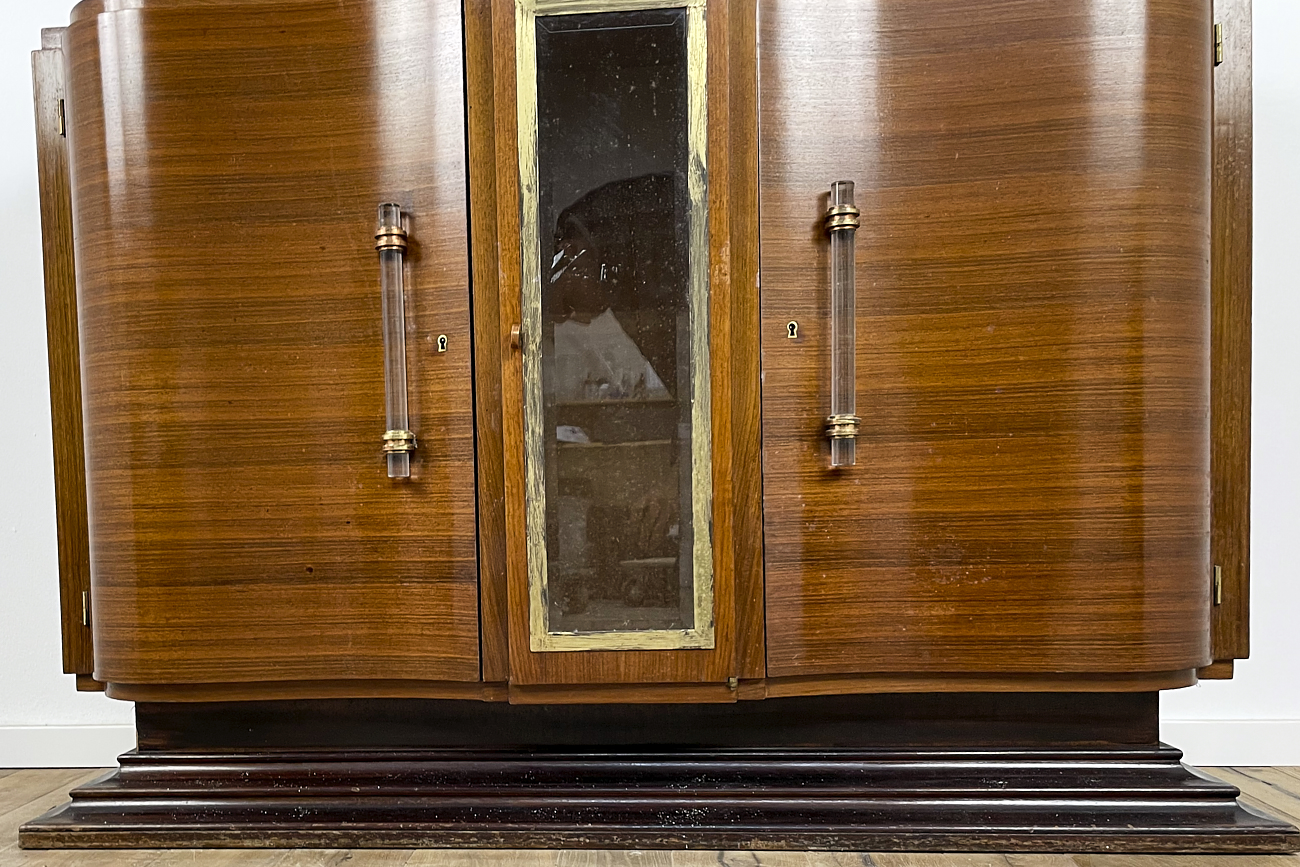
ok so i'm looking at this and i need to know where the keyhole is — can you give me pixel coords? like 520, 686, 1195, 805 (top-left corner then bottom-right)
436, 334, 448, 353
787, 321, 799, 339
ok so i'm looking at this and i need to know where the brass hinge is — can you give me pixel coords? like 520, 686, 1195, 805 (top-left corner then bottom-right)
1212, 564, 1223, 606
81, 590, 90, 626
1213, 23, 1224, 66
56, 98, 66, 137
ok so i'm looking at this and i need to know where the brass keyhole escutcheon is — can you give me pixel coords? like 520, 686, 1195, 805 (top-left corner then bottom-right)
436, 334, 448, 353
787, 321, 799, 339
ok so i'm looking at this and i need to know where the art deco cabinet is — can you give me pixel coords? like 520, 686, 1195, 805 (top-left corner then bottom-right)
23, 0, 1296, 852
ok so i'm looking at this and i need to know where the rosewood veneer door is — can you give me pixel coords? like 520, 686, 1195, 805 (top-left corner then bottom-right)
759, 0, 1213, 681
65, 0, 480, 692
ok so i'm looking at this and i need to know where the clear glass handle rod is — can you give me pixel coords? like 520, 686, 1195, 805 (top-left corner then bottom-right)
825, 181, 860, 468
376, 203, 415, 479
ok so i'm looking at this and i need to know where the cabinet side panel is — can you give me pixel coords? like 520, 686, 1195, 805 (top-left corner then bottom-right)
759, 0, 1212, 676
33, 36, 94, 680
728, 0, 765, 681
1207, 0, 1251, 670
465, 0, 510, 682
67, 0, 480, 685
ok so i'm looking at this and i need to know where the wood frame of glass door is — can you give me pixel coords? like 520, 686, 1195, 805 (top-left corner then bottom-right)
515, 0, 715, 652
471, 0, 765, 691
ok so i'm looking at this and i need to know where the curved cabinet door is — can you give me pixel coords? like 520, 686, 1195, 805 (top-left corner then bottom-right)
759, 0, 1212, 681
66, 0, 479, 691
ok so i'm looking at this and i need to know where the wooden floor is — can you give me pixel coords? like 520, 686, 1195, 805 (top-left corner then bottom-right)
2, 767, 1299, 866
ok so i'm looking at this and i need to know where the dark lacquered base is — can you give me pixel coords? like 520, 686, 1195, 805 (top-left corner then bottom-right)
18, 695, 1300, 852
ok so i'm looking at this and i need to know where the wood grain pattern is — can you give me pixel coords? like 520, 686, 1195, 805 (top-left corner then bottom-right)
1199, 660, 1235, 680
1, 769, 107, 858
105, 680, 507, 703
1214, 768, 1300, 828
751, 670, 1196, 699
759, 0, 1214, 677
75, 674, 106, 692
1208, 0, 1252, 670
727, 0, 766, 681
64, 0, 480, 687
495, 0, 758, 685
507, 682, 736, 704
32, 30, 94, 681
0, 769, 105, 820
466, 0, 511, 683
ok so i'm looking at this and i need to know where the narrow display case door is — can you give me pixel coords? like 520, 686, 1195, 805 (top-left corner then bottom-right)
496, 0, 751, 689
519, 1, 712, 652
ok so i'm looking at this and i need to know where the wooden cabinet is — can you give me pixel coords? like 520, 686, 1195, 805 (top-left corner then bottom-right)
44, 0, 1228, 699
25, 0, 1285, 853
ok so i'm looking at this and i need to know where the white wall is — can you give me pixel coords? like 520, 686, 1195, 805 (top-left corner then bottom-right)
0, 0, 1295, 768
1160, 0, 1300, 765
0, 0, 136, 768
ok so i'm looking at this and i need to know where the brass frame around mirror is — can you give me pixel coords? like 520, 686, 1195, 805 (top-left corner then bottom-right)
516, 0, 713, 652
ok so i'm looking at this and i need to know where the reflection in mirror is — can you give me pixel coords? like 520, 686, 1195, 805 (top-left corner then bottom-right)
520, 3, 712, 650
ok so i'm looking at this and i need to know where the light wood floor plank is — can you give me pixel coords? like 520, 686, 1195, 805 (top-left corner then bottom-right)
1204, 767, 1300, 827
0, 769, 106, 846
669, 852, 738, 867
1066, 858, 1300, 867
559, 852, 675, 867
871, 856, 1012, 867
0, 838, 168, 867
112, 849, 285, 867
405, 850, 558, 867
0, 770, 101, 819
714, 854, 874, 867
285, 851, 413, 867
1229, 768, 1300, 809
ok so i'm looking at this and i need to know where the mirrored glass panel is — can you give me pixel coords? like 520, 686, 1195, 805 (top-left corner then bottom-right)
518, 0, 712, 651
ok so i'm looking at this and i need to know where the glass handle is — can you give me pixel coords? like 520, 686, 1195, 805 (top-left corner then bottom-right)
376, 203, 415, 479
824, 181, 860, 468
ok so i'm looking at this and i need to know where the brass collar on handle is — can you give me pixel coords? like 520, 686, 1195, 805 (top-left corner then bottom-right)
825, 413, 861, 440
824, 203, 861, 233
382, 429, 417, 454
375, 225, 409, 253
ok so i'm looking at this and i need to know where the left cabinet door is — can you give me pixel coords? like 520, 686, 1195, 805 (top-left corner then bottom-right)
64, 0, 481, 695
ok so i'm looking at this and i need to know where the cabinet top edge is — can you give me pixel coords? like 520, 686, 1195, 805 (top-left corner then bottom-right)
71, 0, 402, 24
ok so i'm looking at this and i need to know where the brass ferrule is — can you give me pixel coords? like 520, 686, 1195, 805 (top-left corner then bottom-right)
375, 226, 409, 253
825, 413, 861, 441
382, 429, 417, 454
824, 203, 861, 234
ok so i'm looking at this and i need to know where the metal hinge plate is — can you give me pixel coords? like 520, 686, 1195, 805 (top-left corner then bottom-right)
57, 98, 66, 136
1213, 564, 1223, 606
1214, 23, 1224, 66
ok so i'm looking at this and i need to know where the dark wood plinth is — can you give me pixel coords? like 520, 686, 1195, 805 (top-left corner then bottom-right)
18, 695, 1300, 852
19, 745, 1298, 852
